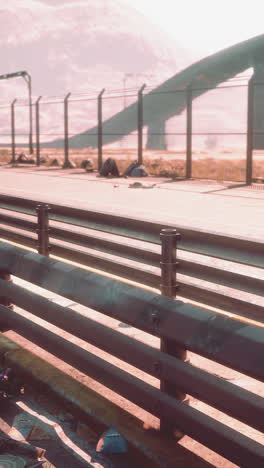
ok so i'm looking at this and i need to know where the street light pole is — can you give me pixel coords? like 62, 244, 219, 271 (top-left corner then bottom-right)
0, 70, 33, 155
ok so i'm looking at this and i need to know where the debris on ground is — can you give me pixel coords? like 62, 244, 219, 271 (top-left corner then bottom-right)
100, 158, 120, 177
16, 153, 35, 165
96, 427, 127, 454
0, 368, 24, 399
128, 182, 156, 189
80, 159, 94, 172
123, 161, 149, 177
49, 159, 60, 167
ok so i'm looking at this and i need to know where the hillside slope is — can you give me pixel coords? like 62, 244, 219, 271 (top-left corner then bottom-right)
0, 0, 189, 99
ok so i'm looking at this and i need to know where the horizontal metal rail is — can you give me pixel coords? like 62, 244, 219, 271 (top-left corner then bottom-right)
49, 241, 264, 323
0, 242, 262, 381
49, 241, 160, 289
1, 279, 263, 434
0, 304, 263, 466
0, 227, 36, 249
0, 193, 263, 269
50, 225, 264, 297
0, 220, 262, 322
0, 212, 36, 232
3, 212, 263, 299
1, 206, 263, 301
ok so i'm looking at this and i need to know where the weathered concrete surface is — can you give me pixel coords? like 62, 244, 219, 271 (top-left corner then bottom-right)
0, 166, 263, 240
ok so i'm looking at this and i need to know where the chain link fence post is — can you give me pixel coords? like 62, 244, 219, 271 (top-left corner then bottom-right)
246, 78, 254, 185
186, 87, 192, 179
62, 93, 75, 169
35, 96, 42, 167
10, 99, 17, 164
97, 88, 105, 172
137, 84, 146, 166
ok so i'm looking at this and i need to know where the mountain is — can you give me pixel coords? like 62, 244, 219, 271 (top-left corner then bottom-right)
0, 0, 190, 99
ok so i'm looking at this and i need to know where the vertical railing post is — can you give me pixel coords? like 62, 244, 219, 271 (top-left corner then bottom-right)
10, 99, 17, 164
97, 88, 105, 172
62, 92, 73, 169
35, 96, 42, 167
186, 87, 192, 179
36, 204, 50, 256
160, 228, 187, 437
137, 84, 146, 166
246, 78, 254, 185
0, 271, 13, 331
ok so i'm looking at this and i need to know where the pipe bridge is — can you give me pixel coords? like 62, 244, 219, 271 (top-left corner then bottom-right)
46, 34, 264, 150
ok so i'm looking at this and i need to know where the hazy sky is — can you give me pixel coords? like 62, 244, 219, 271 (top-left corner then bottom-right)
122, 0, 264, 57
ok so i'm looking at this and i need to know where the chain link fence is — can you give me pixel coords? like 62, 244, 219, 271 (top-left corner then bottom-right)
0, 78, 263, 183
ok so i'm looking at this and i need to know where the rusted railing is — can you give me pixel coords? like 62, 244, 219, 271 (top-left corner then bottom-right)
0, 193, 263, 323
0, 241, 263, 466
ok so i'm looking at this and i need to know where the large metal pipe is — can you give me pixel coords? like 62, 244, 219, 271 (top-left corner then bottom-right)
0, 304, 263, 466
0, 242, 262, 381
1, 279, 262, 433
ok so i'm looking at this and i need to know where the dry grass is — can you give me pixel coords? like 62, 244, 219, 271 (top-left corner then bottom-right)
0, 148, 263, 182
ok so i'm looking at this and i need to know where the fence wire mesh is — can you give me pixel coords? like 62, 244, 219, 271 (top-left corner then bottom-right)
0, 80, 263, 183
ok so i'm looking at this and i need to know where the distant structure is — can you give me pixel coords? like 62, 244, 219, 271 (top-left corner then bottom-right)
45, 34, 264, 151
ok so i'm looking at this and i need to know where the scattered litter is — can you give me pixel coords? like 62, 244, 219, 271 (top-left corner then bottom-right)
96, 427, 127, 454
16, 153, 35, 165
0, 368, 24, 399
118, 322, 131, 328
130, 165, 148, 177
128, 182, 156, 189
49, 159, 60, 167
80, 159, 94, 172
100, 158, 119, 177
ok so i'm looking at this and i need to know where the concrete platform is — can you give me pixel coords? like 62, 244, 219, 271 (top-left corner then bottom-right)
0, 166, 263, 241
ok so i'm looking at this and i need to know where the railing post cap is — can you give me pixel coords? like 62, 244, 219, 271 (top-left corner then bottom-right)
160, 229, 181, 239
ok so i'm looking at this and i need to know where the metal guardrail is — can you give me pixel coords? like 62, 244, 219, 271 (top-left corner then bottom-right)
0, 193, 263, 323
0, 242, 263, 466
